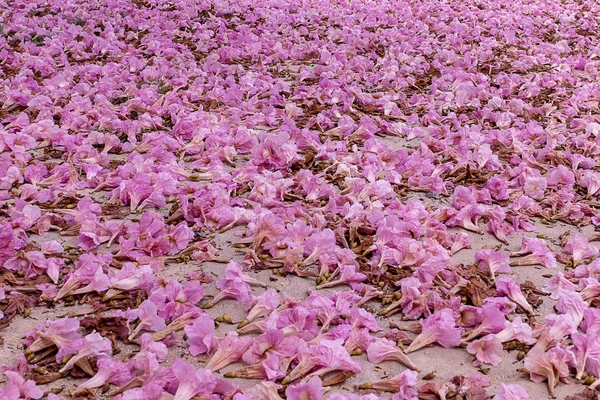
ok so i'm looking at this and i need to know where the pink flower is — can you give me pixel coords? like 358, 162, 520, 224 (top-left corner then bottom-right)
579, 170, 600, 196
304, 338, 362, 378
466, 334, 503, 366
359, 370, 418, 396
241, 382, 284, 400
74, 358, 132, 394
25, 318, 82, 362
523, 176, 547, 199
287, 339, 362, 383
446, 204, 484, 234
0, 371, 43, 400
316, 265, 366, 290
404, 309, 463, 354
221, 261, 267, 288
204, 331, 253, 372
475, 249, 511, 280
555, 291, 587, 326
285, 376, 323, 400
496, 277, 534, 315
367, 339, 420, 371
206, 275, 253, 310
150, 279, 204, 320
245, 288, 280, 324
171, 359, 218, 400
524, 345, 571, 397
108, 264, 156, 293
462, 304, 506, 342
302, 229, 337, 266
492, 384, 529, 400
449, 232, 472, 255
239, 211, 286, 250
127, 300, 167, 341
495, 317, 536, 344
563, 234, 599, 263
567, 332, 600, 380
509, 236, 556, 269
184, 313, 215, 356
344, 328, 375, 354
59, 332, 112, 373
542, 272, 576, 300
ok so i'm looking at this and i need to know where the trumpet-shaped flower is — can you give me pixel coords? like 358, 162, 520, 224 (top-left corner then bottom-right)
492, 384, 529, 400
466, 334, 503, 366
170, 359, 218, 400
25, 318, 82, 362
204, 331, 253, 372
496, 277, 534, 315
405, 309, 463, 353
462, 304, 506, 342
359, 370, 418, 396
524, 345, 570, 398
0, 371, 43, 400
59, 332, 112, 373
366, 337, 419, 372
555, 291, 587, 327
563, 234, 599, 263
542, 272, 576, 300
184, 313, 215, 356
495, 317, 536, 344
475, 249, 511, 280
285, 376, 323, 400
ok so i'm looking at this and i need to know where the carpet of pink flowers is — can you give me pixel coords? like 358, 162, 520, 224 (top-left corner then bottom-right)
3, 0, 600, 398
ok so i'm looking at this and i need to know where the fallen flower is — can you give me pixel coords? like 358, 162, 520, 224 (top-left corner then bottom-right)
496, 277, 534, 315
25, 318, 82, 362
184, 313, 215, 356
475, 249, 511, 280
555, 291, 587, 326
171, 359, 218, 400
205, 276, 253, 310
204, 331, 253, 372
243, 288, 280, 326
524, 344, 571, 398
466, 334, 503, 366
405, 309, 463, 353
495, 317, 536, 344
220, 261, 267, 288
358, 370, 418, 396
367, 338, 419, 371
462, 304, 506, 342
285, 376, 323, 400
74, 357, 132, 394
543, 272, 577, 300
492, 383, 529, 400
316, 265, 366, 290
127, 300, 167, 341
563, 234, 599, 264
0, 371, 43, 400
59, 332, 112, 373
